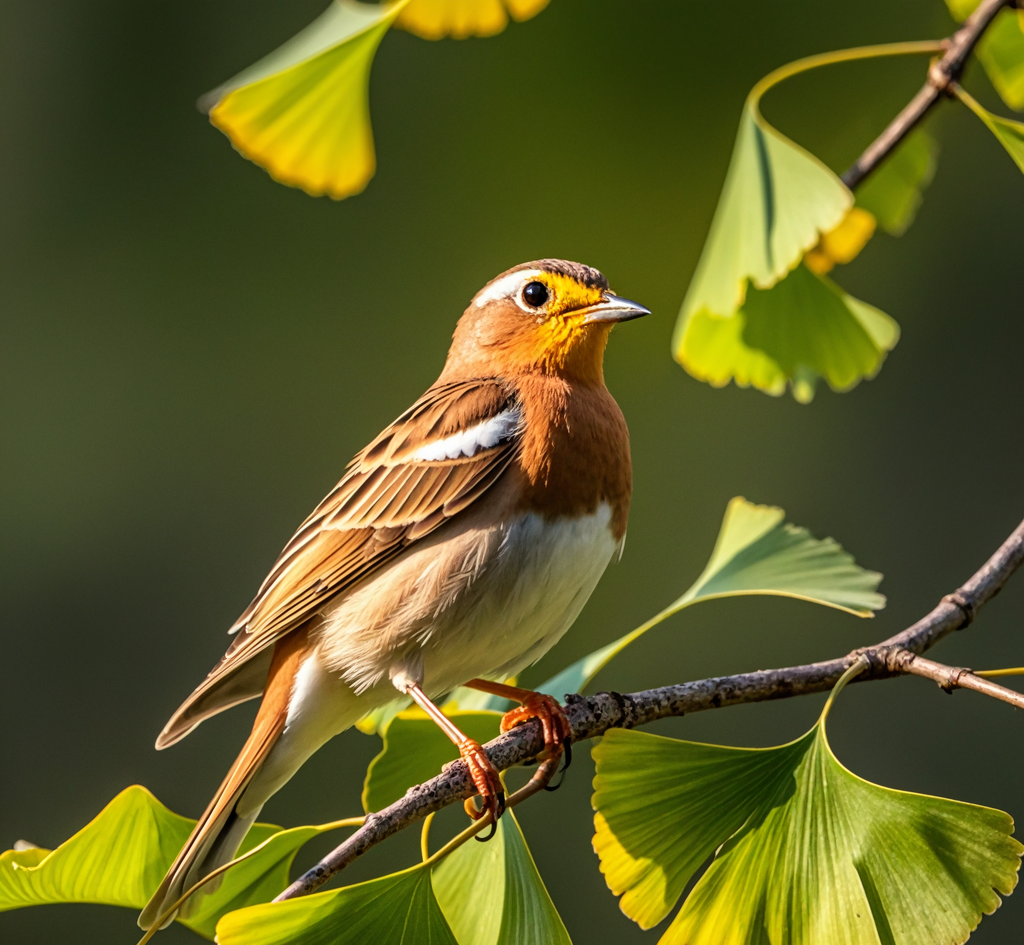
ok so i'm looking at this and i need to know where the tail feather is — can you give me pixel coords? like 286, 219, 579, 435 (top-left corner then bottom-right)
139, 630, 310, 931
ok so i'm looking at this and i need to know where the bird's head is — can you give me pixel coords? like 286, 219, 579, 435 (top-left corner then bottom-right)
442, 259, 649, 385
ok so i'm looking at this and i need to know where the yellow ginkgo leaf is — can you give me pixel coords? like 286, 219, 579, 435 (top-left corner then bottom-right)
803, 207, 877, 275
396, 0, 550, 40
202, 1, 409, 200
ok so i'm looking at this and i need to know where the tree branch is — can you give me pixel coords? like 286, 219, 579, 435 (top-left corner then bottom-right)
841, 0, 1014, 189
276, 515, 1024, 902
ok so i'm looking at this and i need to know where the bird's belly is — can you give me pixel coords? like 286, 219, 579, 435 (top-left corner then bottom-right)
421, 503, 618, 693
317, 503, 618, 698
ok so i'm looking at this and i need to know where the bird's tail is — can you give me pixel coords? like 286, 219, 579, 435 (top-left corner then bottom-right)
138, 631, 309, 931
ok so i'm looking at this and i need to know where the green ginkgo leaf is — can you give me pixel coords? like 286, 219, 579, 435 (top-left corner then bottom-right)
362, 708, 502, 813
855, 129, 939, 235
0, 786, 349, 940
672, 51, 911, 402
947, 1, 1024, 110
201, 0, 409, 199
432, 809, 572, 945
216, 861, 458, 945
956, 84, 1024, 173
681, 264, 899, 404
591, 671, 1023, 943
537, 497, 883, 700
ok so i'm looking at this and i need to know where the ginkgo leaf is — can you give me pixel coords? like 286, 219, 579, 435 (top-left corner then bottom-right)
671, 48, 920, 402
216, 861, 458, 945
0, 786, 351, 940
396, 0, 549, 40
956, 84, 1024, 173
362, 708, 502, 813
854, 129, 939, 235
678, 259, 899, 403
432, 809, 572, 945
537, 497, 883, 700
947, 1, 1024, 110
743, 264, 899, 402
592, 670, 1023, 943
201, 0, 408, 200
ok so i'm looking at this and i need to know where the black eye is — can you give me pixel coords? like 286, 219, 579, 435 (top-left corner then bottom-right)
522, 281, 549, 308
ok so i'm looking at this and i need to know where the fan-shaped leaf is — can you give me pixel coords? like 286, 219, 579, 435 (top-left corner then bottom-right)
673, 56, 907, 401
947, 1, 1024, 110
217, 862, 458, 945
432, 809, 571, 945
956, 85, 1024, 173
396, 0, 549, 39
0, 786, 349, 939
592, 680, 1022, 943
363, 708, 502, 813
201, 0, 408, 199
537, 497, 884, 700
681, 264, 899, 403
854, 129, 939, 235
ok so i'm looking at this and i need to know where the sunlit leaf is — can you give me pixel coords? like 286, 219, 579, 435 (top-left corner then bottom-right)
956, 84, 1024, 173
672, 54, 909, 401
0, 786, 351, 939
217, 861, 458, 945
537, 497, 884, 699
432, 809, 572, 945
947, 2, 1024, 110
803, 207, 877, 274
396, 0, 549, 39
201, 0, 408, 200
854, 129, 939, 235
592, 678, 1022, 943
184, 823, 348, 939
362, 708, 502, 813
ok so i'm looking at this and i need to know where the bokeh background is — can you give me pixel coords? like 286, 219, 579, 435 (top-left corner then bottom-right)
3, 0, 1024, 941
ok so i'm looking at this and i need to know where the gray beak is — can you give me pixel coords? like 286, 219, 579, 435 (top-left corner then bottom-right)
580, 293, 651, 324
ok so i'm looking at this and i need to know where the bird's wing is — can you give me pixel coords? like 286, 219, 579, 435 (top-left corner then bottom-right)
157, 379, 521, 747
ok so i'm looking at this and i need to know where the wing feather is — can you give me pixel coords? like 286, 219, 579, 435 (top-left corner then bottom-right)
158, 380, 519, 747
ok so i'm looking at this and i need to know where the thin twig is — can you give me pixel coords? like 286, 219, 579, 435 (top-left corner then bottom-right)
274, 515, 1024, 902
841, 0, 1013, 188
893, 650, 1024, 711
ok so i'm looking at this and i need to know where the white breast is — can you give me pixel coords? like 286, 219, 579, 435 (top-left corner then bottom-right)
317, 503, 619, 698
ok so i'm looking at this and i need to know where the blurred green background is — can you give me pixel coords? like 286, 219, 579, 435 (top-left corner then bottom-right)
3, 0, 1024, 941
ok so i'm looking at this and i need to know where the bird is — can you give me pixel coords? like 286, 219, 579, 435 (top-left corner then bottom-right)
139, 258, 648, 929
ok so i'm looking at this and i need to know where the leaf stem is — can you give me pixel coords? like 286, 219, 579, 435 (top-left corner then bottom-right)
750, 41, 946, 105
420, 812, 435, 862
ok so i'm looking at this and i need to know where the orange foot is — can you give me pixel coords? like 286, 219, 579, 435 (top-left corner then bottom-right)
500, 693, 573, 790
459, 738, 505, 831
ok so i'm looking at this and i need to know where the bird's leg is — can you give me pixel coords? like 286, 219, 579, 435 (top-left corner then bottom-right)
463, 679, 573, 790
402, 682, 505, 826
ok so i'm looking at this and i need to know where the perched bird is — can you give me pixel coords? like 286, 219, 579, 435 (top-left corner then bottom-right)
139, 259, 647, 929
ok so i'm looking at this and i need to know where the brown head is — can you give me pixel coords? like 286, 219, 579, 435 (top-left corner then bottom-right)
440, 260, 649, 386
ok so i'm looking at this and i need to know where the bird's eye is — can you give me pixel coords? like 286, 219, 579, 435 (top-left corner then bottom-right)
522, 281, 549, 308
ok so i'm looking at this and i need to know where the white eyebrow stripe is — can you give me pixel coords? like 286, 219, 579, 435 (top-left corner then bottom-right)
473, 270, 543, 307
410, 408, 521, 462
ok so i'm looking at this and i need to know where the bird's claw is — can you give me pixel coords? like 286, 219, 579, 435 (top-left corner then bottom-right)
459, 739, 505, 835
500, 693, 573, 789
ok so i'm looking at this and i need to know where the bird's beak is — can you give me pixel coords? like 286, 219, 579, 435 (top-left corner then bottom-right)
579, 293, 651, 325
